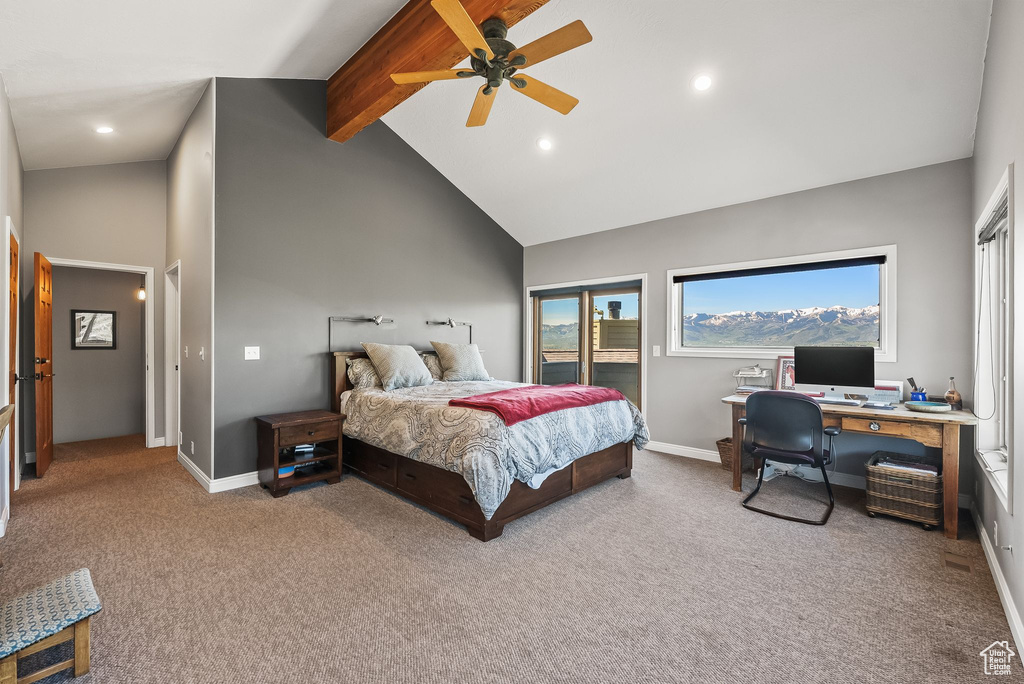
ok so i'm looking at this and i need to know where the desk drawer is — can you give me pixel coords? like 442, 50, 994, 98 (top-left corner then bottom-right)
840, 417, 942, 448
280, 419, 339, 447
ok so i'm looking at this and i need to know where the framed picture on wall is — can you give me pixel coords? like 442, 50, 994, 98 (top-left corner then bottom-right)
71, 310, 117, 350
776, 355, 796, 391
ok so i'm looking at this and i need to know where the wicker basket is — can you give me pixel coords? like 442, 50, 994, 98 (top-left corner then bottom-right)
716, 437, 753, 472
865, 451, 942, 529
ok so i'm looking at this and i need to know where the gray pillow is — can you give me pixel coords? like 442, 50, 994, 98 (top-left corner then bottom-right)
362, 343, 433, 391
430, 341, 492, 381
421, 353, 444, 381
347, 357, 382, 389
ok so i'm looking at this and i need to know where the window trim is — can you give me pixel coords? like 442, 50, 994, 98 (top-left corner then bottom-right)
666, 245, 898, 361
973, 164, 1014, 514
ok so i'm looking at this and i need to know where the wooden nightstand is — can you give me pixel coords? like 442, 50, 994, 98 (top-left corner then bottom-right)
256, 410, 342, 497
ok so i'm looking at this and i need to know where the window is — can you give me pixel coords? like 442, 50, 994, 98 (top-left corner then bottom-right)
975, 167, 1013, 511
667, 245, 897, 360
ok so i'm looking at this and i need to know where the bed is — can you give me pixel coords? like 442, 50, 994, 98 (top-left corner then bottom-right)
329, 351, 648, 541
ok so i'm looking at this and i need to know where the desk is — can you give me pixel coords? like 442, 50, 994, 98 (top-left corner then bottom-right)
722, 394, 978, 539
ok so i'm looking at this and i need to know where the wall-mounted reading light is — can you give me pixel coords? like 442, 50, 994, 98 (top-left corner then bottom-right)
426, 317, 473, 344
328, 315, 396, 351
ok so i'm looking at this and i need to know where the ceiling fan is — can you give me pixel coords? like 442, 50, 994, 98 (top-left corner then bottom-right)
390, 0, 592, 127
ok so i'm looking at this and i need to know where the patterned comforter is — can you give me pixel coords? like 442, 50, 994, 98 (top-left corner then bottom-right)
340, 381, 649, 519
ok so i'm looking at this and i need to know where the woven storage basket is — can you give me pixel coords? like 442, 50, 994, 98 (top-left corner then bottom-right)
865, 451, 942, 528
716, 437, 753, 472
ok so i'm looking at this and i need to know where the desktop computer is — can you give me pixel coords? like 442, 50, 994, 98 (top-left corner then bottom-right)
793, 346, 876, 406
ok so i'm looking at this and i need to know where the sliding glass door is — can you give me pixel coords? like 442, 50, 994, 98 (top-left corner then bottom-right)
532, 282, 642, 408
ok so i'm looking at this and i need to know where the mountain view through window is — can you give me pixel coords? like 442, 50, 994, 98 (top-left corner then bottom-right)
681, 262, 880, 347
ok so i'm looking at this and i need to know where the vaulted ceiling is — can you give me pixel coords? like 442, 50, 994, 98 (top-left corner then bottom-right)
0, 0, 993, 245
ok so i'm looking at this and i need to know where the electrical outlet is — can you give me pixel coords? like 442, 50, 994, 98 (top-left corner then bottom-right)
178, 431, 183, 444
653, 345, 661, 357
199, 347, 205, 361
190, 441, 195, 455
994, 521, 999, 546
244, 346, 260, 360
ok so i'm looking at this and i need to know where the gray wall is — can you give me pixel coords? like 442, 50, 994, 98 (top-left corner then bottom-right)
212, 78, 523, 479
52, 267, 145, 443
22, 160, 167, 452
0, 74, 22, 231
0, 73, 23, 515
525, 159, 975, 486
166, 80, 215, 477
971, 0, 1024, 637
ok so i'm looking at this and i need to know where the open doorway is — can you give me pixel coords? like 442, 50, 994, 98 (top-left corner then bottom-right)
22, 257, 157, 479
164, 261, 180, 448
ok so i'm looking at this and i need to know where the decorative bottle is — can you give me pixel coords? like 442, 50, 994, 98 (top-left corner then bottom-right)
945, 377, 962, 411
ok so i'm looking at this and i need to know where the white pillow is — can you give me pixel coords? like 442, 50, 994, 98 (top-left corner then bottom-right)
430, 341, 492, 382
362, 343, 433, 391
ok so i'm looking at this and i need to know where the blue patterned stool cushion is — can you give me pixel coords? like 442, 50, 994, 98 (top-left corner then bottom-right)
0, 568, 101, 659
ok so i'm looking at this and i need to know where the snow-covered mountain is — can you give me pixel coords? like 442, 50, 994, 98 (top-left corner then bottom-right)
684, 305, 879, 346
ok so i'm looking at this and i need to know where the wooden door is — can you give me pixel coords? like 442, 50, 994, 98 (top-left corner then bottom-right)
7, 235, 16, 496
34, 253, 53, 477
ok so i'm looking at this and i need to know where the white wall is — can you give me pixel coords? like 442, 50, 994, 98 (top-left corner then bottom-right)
22, 160, 167, 450
971, 0, 1024, 647
166, 80, 214, 479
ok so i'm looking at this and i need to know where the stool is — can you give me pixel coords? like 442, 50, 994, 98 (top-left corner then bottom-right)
0, 569, 102, 683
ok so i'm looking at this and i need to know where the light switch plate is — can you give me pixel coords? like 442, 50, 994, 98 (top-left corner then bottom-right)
190, 441, 195, 455
653, 345, 661, 357
244, 346, 260, 360
199, 347, 205, 361
184, 346, 188, 358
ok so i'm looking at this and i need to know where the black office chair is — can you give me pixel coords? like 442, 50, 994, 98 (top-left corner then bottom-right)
739, 391, 840, 525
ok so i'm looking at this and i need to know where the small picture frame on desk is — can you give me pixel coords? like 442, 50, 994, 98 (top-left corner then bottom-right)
776, 355, 796, 391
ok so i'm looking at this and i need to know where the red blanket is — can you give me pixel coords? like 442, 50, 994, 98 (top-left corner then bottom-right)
448, 384, 626, 426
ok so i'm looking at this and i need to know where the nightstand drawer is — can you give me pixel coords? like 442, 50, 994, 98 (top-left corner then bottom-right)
279, 419, 339, 447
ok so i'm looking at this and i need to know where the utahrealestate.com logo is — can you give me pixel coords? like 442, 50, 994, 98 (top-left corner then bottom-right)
980, 641, 1016, 676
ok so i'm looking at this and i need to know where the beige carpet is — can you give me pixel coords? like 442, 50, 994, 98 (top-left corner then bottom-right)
0, 435, 1017, 683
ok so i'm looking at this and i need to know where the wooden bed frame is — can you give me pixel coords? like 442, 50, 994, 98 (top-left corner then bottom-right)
329, 351, 633, 541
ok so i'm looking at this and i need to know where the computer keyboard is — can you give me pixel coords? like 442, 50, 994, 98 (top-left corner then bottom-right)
818, 397, 863, 406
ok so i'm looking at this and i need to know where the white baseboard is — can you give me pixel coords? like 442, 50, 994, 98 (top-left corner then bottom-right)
972, 506, 1023, 650
150, 437, 165, 448
0, 504, 7, 538
645, 441, 719, 462
650, 441, 973, 509
177, 451, 258, 493
25, 451, 34, 464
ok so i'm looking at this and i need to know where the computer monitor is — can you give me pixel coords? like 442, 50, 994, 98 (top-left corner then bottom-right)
793, 346, 875, 401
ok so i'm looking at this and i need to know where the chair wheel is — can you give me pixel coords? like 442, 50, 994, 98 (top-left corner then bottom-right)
867, 511, 876, 518
922, 524, 934, 531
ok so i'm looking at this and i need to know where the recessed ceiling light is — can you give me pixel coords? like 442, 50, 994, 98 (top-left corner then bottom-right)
692, 74, 713, 92
536, 137, 553, 151
95, 126, 114, 134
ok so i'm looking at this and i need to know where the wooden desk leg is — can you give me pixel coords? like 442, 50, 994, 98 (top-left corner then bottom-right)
731, 404, 744, 492
942, 424, 960, 540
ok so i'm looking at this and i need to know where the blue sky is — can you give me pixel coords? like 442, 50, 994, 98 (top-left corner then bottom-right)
542, 294, 639, 325
683, 265, 879, 315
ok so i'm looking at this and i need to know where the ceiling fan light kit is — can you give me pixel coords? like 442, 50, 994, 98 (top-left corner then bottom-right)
390, 0, 592, 127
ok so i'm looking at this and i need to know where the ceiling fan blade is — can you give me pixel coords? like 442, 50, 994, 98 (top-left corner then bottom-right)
431, 0, 495, 61
466, 85, 497, 127
391, 69, 466, 84
509, 20, 592, 68
510, 75, 579, 115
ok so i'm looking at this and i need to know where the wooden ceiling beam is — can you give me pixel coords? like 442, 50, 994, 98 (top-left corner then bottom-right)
326, 0, 550, 143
